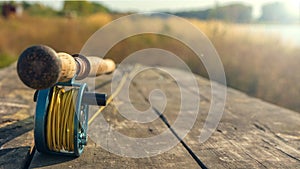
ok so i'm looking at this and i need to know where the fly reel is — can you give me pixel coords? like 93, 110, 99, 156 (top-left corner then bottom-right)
17, 45, 115, 156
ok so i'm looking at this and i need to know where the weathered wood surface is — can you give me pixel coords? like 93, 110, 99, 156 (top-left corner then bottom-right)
0, 63, 34, 169
0, 63, 300, 169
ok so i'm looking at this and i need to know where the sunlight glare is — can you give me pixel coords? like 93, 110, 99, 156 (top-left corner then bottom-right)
285, 1, 300, 17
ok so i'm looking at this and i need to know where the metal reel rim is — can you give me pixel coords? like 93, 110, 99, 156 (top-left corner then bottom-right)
74, 83, 89, 157
34, 88, 51, 154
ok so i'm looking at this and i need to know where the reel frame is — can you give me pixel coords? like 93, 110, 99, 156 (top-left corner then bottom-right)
34, 78, 89, 157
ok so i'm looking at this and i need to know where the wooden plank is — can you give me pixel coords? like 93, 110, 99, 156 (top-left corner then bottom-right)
0, 147, 31, 169
2, 63, 300, 168
0, 64, 35, 169
151, 68, 300, 168
30, 137, 198, 169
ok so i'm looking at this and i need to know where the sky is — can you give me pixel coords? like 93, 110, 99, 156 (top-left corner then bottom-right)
29, 0, 300, 18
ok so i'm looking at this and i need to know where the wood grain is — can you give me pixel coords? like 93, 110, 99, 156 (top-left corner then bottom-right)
1, 64, 300, 168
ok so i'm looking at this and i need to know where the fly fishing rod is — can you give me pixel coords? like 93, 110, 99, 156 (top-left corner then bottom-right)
17, 45, 115, 156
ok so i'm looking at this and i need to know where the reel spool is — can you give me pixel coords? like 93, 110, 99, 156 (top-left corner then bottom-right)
17, 45, 114, 157
34, 78, 106, 156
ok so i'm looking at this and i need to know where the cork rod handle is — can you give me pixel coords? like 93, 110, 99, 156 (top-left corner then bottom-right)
17, 45, 116, 90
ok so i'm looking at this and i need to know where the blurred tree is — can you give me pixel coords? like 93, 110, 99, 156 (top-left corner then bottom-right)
21, 1, 31, 10
90, 2, 110, 13
26, 3, 58, 17
208, 2, 222, 20
63, 1, 110, 16
259, 2, 292, 23
1, 1, 22, 19
0, 2, 2, 15
174, 3, 252, 23
209, 3, 252, 23
63, 1, 92, 16
175, 9, 211, 20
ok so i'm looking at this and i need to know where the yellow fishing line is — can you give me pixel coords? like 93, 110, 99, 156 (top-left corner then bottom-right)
88, 73, 128, 125
88, 65, 140, 125
46, 86, 78, 152
46, 65, 139, 152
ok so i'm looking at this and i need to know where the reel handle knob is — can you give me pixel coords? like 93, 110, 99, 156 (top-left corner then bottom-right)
82, 92, 107, 106
17, 45, 116, 90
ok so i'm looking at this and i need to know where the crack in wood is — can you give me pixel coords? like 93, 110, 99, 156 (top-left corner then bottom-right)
0, 116, 34, 147
243, 151, 268, 169
275, 148, 300, 162
261, 139, 300, 163
23, 146, 36, 169
253, 123, 266, 132
214, 131, 269, 168
251, 122, 300, 164
131, 77, 207, 168
253, 122, 289, 143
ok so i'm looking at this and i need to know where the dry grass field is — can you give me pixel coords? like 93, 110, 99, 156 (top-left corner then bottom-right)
0, 13, 299, 112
